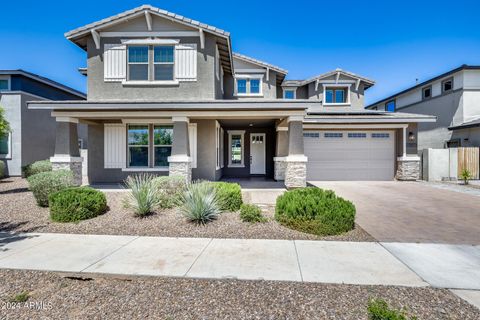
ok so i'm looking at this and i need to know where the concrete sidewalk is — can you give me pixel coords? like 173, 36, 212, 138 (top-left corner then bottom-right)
1, 233, 479, 292
0, 233, 426, 287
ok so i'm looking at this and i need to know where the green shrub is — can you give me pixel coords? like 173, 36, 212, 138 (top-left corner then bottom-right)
27, 170, 75, 207
24, 159, 52, 178
178, 181, 221, 224
460, 168, 473, 185
367, 298, 417, 320
0, 161, 5, 179
240, 204, 267, 223
275, 187, 355, 236
123, 174, 160, 217
49, 187, 107, 222
152, 175, 186, 208
210, 182, 242, 211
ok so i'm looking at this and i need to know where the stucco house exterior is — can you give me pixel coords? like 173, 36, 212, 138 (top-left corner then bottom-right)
0, 70, 86, 176
28, 5, 435, 187
367, 65, 480, 150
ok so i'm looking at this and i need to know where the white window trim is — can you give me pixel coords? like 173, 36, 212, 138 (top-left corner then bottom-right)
283, 88, 297, 99
0, 75, 11, 91
234, 74, 264, 97
322, 84, 351, 106
215, 121, 221, 170
125, 44, 177, 85
0, 132, 12, 159
228, 130, 245, 168
220, 127, 224, 168
127, 124, 150, 169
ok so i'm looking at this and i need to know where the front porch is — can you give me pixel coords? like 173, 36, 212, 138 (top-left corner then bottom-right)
28, 100, 311, 188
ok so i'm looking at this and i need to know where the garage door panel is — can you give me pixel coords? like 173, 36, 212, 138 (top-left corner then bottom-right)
304, 131, 395, 181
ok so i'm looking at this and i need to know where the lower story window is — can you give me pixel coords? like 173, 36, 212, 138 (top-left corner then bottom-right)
127, 124, 173, 168
228, 130, 245, 167
154, 125, 173, 167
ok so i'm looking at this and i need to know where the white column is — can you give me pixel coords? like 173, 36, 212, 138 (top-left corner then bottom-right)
402, 126, 407, 158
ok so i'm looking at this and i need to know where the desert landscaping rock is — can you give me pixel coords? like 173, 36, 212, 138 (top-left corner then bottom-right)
0, 269, 479, 320
0, 178, 373, 241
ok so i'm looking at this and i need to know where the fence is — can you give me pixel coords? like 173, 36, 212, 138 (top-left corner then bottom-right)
422, 147, 479, 181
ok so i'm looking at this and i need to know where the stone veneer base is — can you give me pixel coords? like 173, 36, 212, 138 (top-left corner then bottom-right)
274, 159, 287, 181
396, 159, 420, 181
51, 156, 83, 186
285, 161, 307, 188
169, 161, 192, 183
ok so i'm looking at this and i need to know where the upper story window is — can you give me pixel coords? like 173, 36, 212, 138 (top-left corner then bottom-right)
284, 89, 296, 99
235, 76, 263, 96
442, 78, 453, 93
127, 45, 175, 82
0, 76, 10, 91
422, 86, 432, 100
385, 100, 396, 112
324, 87, 348, 104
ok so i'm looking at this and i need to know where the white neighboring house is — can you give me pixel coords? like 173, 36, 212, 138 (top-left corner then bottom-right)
367, 65, 480, 149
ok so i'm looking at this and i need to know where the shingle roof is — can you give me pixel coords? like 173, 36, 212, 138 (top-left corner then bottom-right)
65, 4, 230, 39
233, 52, 288, 75
0, 70, 86, 98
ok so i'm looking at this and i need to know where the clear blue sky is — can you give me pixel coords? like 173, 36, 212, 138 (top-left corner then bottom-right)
1, 0, 479, 104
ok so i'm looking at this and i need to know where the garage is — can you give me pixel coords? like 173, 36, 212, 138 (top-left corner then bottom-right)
304, 130, 395, 181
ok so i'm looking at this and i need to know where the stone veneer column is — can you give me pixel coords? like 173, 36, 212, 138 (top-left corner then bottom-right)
396, 156, 421, 181
284, 116, 307, 188
50, 120, 83, 186
273, 127, 288, 181
168, 117, 191, 183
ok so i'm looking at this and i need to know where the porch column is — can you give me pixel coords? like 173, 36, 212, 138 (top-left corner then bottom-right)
396, 125, 421, 181
50, 118, 83, 186
274, 127, 288, 181
168, 116, 191, 183
284, 116, 307, 188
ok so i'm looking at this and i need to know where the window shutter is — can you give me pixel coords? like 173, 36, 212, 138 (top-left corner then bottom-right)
104, 43, 126, 82
175, 44, 197, 81
104, 124, 126, 169
189, 123, 197, 168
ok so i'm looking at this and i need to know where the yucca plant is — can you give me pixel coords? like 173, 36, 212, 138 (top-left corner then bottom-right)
460, 168, 473, 185
178, 181, 221, 224
123, 174, 160, 217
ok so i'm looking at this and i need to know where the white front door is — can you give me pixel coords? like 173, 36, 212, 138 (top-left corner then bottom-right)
250, 133, 266, 174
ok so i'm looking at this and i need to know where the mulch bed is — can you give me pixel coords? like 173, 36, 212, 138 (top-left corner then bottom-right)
0, 269, 478, 319
0, 177, 373, 241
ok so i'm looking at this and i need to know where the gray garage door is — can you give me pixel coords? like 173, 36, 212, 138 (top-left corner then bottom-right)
304, 130, 395, 181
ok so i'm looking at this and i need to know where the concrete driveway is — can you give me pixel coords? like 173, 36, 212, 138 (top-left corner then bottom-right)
309, 181, 480, 244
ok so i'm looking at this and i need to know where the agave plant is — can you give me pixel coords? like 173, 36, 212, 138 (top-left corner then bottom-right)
123, 174, 160, 217
178, 181, 221, 224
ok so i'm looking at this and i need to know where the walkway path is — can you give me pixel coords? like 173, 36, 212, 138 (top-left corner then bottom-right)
1, 232, 480, 291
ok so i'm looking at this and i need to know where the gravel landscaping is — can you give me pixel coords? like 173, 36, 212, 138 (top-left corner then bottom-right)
0, 177, 373, 241
0, 269, 478, 319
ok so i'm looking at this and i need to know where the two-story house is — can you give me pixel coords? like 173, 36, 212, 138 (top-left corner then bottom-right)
28, 5, 434, 187
0, 70, 86, 176
367, 65, 480, 150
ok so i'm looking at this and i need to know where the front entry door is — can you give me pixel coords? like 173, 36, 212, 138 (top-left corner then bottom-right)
250, 133, 266, 174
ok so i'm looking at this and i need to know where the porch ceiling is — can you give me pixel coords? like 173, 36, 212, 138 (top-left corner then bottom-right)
218, 119, 276, 128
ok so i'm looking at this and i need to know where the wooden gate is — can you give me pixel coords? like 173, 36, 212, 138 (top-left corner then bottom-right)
457, 147, 480, 179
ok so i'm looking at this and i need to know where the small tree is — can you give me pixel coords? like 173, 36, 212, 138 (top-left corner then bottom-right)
0, 106, 10, 138
460, 168, 473, 185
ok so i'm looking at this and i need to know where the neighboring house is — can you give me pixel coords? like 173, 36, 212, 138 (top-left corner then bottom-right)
28, 5, 434, 187
367, 65, 480, 150
0, 70, 86, 176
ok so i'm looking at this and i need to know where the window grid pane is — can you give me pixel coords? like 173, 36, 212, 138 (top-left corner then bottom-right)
128, 46, 149, 63
372, 133, 390, 138
128, 125, 149, 167
154, 46, 174, 63
154, 65, 174, 81
154, 125, 173, 167
0, 134, 9, 154
237, 79, 247, 94
0, 80, 8, 90
348, 133, 367, 138
325, 89, 334, 103
250, 79, 260, 94
324, 132, 343, 138
285, 90, 295, 99
335, 89, 345, 103
303, 132, 319, 138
